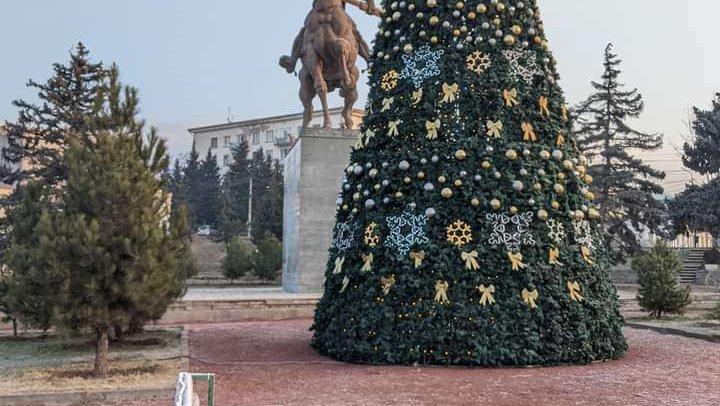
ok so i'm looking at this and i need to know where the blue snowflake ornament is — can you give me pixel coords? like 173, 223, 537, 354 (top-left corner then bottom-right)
333, 218, 358, 252
385, 208, 430, 255
400, 45, 445, 89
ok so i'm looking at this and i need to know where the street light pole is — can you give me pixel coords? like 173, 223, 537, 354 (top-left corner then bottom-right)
247, 176, 253, 239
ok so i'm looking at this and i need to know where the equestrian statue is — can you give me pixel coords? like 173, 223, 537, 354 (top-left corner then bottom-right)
280, 0, 381, 129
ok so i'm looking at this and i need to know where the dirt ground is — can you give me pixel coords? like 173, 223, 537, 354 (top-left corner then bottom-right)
119, 319, 720, 406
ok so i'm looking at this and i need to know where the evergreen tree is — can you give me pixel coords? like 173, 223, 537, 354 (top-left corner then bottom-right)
574, 44, 667, 263
312, 1, 626, 366
192, 149, 222, 229
252, 159, 284, 241
220, 140, 251, 241
2, 42, 108, 185
253, 231, 282, 281
633, 242, 691, 319
3, 182, 57, 332
223, 237, 255, 281
183, 145, 202, 229
670, 94, 720, 239
683, 93, 720, 178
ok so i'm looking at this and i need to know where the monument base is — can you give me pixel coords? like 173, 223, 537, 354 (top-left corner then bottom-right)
282, 128, 359, 293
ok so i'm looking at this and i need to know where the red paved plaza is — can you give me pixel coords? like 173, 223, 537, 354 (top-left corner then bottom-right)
130, 319, 720, 406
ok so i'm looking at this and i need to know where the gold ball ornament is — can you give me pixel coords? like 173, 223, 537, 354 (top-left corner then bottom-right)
374, 184, 381, 191
438, 176, 447, 184
533, 183, 542, 191
490, 199, 502, 210
441, 188, 454, 199
429, 16, 440, 25
589, 208, 601, 219
427, 0, 438, 7
453, 29, 461, 37
471, 198, 481, 207
404, 177, 412, 184
482, 161, 492, 169
504, 35, 516, 46
511, 25, 522, 35
585, 191, 595, 201
342, 204, 349, 211
417, 171, 426, 179
537, 210, 549, 221
510, 206, 518, 215
455, 149, 468, 160
467, 11, 476, 19
554, 184, 565, 195
456, 2, 464, 9
584, 175, 594, 184
574, 210, 585, 221
431, 36, 439, 44
563, 160, 575, 171
353, 192, 361, 201
551, 201, 560, 210
395, 192, 404, 199
505, 149, 518, 160
352, 208, 359, 215
454, 179, 463, 187
496, 3, 506, 12
477, 4, 487, 13
558, 173, 566, 181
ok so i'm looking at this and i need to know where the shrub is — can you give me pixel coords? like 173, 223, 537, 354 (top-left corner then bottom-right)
632, 242, 692, 319
253, 231, 282, 281
223, 238, 255, 281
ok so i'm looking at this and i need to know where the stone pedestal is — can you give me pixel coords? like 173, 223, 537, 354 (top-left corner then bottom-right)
282, 128, 359, 293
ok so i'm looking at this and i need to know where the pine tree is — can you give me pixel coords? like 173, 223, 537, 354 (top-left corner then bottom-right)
183, 145, 202, 229
312, 1, 626, 366
633, 242, 691, 319
220, 141, 251, 241
194, 149, 222, 229
252, 160, 284, 241
683, 93, 720, 178
253, 231, 282, 281
223, 237, 254, 281
3, 182, 57, 333
670, 94, 720, 238
2, 42, 108, 186
574, 44, 667, 263
31, 68, 190, 376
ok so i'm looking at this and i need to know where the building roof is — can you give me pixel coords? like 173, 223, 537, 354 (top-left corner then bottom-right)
188, 108, 365, 134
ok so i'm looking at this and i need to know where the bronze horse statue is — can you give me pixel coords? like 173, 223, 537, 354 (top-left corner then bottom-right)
280, 0, 379, 129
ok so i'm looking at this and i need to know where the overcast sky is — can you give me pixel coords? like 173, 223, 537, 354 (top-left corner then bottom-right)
1, 1, 719, 194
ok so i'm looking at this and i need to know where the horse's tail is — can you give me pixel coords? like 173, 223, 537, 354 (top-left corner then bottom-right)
279, 55, 296, 74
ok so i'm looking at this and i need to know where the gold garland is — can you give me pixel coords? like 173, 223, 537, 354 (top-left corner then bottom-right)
478, 284, 496, 306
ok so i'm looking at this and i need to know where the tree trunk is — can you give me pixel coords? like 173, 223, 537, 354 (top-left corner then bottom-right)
113, 325, 124, 342
12, 319, 17, 338
94, 327, 110, 377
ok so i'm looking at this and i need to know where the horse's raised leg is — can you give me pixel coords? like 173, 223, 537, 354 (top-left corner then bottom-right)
334, 38, 353, 88
299, 69, 316, 129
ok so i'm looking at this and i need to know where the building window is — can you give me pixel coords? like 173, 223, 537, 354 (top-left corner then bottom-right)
267, 150, 273, 160
252, 132, 260, 145
224, 136, 231, 148
223, 155, 230, 166
210, 137, 218, 149
265, 130, 274, 143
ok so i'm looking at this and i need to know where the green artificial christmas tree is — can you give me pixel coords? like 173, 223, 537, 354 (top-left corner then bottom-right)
312, 0, 626, 366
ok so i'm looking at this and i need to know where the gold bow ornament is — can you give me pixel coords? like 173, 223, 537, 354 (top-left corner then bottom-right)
567, 281, 584, 302
539, 96, 550, 116
340, 276, 350, 293
333, 256, 345, 275
503, 88, 518, 107
522, 288, 539, 309
462, 250, 480, 271
521, 122, 537, 142
440, 82, 459, 104
434, 280, 450, 305
364, 129, 376, 147
486, 120, 504, 139
381, 97, 394, 112
381, 275, 396, 295
507, 251, 526, 271
412, 89, 423, 106
361, 253, 374, 273
556, 132, 566, 148
549, 247, 564, 267
561, 104, 569, 122
581, 246, 594, 265
387, 120, 400, 137
478, 284, 496, 306
410, 250, 426, 269
426, 119, 441, 140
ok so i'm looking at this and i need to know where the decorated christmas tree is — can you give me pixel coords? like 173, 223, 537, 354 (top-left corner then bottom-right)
312, 0, 627, 366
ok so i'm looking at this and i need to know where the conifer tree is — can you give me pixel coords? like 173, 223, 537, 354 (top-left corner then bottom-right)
252, 160, 284, 241
2, 42, 108, 185
312, 0, 626, 366
194, 149, 222, 229
683, 93, 720, 178
633, 242, 691, 319
183, 145, 202, 229
220, 140, 251, 241
574, 44, 666, 263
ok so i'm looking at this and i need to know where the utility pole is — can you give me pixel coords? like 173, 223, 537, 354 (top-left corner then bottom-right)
247, 177, 253, 238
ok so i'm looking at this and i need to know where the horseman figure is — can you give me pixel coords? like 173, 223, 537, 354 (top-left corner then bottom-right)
280, 0, 379, 129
